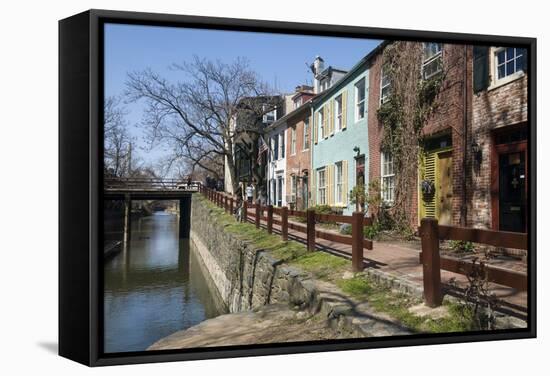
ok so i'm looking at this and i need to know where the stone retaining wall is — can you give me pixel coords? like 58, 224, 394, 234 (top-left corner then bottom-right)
190, 197, 316, 313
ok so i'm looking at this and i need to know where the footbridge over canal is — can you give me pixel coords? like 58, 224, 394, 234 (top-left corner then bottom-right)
104, 178, 201, 249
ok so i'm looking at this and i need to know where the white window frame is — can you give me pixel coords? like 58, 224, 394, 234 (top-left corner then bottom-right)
335, 162, 344, 205
291, 175, 297, 198
279, 132, 285, 159
490, 47, 527, 89
294, 97, 302, 109
303, 117, 310, 150
355, 78, 366, 121
422, 43, 443, 80
290, 127, 297, 155
381, 152, 395, 203
335, 94, 343, 132
317, 168, 326, 205
380, 66, 391, 105
263, 104, 277, 124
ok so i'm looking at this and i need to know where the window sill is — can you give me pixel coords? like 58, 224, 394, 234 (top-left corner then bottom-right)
488, 71, 525, 92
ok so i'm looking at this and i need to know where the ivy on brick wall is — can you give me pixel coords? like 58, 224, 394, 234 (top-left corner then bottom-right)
376, 42, 445, 233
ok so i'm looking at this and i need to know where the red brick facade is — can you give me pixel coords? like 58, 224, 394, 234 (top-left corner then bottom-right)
367, 43, 471, 228
469, 61, 528, 230
285, 101, 313, 210
367, 43, 527, 233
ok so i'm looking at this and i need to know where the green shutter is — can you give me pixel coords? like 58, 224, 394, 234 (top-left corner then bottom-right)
473, 46, 489, 93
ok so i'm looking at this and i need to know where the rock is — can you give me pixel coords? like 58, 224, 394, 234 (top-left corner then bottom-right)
342, 271, 355, 280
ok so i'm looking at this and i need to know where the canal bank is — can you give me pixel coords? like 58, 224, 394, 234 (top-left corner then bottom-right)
150, 194, 525, 351
149, 196, 414, 351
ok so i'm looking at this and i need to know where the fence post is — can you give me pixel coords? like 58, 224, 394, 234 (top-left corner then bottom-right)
352, 211, 364, 272
267, 205, 273, 234
224, 195, 228, 213
255, 203, 261, 229
420, 218, 443, 307
306, 209, 316, 252
281, 207, 288, 241
230, 197, 234, 215
242, 200, 248, 223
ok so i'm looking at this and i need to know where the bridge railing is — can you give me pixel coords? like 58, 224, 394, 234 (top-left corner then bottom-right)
104, 177, 201, 191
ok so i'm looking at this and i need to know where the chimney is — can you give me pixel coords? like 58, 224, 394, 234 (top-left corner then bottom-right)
312, 56, 324, 94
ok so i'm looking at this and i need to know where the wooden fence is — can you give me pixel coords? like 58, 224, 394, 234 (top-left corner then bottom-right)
199, 185, 373, 272
419, 218, 528, 307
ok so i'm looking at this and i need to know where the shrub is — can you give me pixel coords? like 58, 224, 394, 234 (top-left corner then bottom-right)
449, 240, 475, 253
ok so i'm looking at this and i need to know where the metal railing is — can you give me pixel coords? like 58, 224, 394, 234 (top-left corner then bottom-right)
104, 177, 201, 192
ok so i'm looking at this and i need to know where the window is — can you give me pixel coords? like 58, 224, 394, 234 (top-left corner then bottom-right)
355, 78, 366, 120
303, 117, 310, 150
294, 97, 302, 109
320, 79, 329, 92
290, 127, 297, 155
422, 43, 443, 80
380, 66, 391, 105
317, 168, 326, 205
335, 162, 344, 204
280, 132, 285, 159
495, 47, 526, 81
318, 110, 324, 142
381, 152, 395, 203
263, 104, 277, 124
272, 135, 278, 160
335, 94, 343, 131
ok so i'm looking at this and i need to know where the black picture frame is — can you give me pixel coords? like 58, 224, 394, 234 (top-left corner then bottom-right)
59, 9, 537, 367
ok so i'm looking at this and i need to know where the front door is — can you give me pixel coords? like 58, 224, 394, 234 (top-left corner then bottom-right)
498, 151, 526, 232
437, 151, 453, 225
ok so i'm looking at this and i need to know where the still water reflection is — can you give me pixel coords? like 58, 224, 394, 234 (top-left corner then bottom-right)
104, 212, 225, 353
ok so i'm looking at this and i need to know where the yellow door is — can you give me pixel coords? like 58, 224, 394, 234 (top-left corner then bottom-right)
437, 151, 453, 225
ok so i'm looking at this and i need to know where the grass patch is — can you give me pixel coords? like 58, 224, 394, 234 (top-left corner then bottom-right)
337, 276, 475, 333
197, 195, 309, 261
289, 252, 349, 281
196, 195, 476, 333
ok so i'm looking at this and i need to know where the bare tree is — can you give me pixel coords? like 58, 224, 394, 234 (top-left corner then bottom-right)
124, 56, 276, 193
104, 96, 132, 177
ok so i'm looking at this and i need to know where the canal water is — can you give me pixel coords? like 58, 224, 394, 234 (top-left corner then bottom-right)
103, 211, 226, 353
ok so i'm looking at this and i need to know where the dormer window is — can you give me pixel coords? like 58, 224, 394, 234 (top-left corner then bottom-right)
263, 104, 277, 124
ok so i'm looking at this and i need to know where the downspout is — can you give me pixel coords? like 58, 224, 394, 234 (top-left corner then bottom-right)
461, 45, 468, 226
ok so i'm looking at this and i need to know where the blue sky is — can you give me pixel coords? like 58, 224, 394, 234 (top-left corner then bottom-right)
104, 23, 381, 166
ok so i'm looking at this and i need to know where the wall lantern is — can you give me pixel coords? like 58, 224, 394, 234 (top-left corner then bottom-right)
471, 141, 483, 165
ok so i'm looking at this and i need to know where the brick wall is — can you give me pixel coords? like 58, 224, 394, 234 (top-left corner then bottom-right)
469, 68, 528, 229
286, 109, 311, 209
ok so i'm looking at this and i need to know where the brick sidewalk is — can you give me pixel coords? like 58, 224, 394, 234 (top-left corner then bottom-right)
245, 209, 528, 317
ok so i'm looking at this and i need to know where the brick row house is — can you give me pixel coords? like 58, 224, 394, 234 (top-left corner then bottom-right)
367, 42, 528, 233
225, 42, 528, 235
